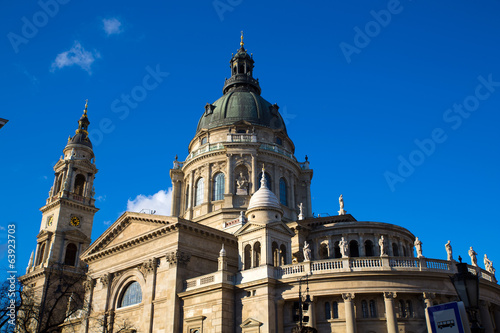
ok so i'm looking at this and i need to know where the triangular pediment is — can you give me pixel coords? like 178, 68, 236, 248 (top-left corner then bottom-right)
240, 317, 263, 328
64, 229, 91, 242
234, 220, 294, 237
81, 212, 178, 260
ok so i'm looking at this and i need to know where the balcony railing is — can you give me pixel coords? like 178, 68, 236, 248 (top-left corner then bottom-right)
226, 133, 257, 143
185, 143, 225, 162
260, 143, 296, 161
275, 257, 497, 283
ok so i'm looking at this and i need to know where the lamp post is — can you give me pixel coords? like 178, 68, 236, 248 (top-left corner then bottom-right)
295, 273, 316, 333
450, 256, 485, 333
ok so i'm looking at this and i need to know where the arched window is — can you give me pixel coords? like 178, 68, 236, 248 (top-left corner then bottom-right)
257, 172, 272, 191
119, 282, 142, 308
64, 243, 78, 266
74, 174, 86, 196
37, 243, 46, 265
333, 242, 341, 259
280, 244, 287, 265
279, 178, 288, 205
365, 240, 374, 256
332, 301, 339, 319
361, 300, 369, 318
319, 243, 329, 259
369, 300, 377, 317
213, 173, 225, 201
349, 240, 359, 257
253, 242, 261, 267
392, 243, 399, 256
244, 244, 252, 270
406, 300, 413, 317
272, 242, 279, 267
325, 302, 331, 320
195, 178, 204, 206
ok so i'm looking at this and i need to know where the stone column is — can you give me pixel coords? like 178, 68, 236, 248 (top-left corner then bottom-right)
204, 164, 210, 204
422, 292, 435, 308
383, 292, 398, 333
290, 175, 295, 211
492, 305, 500, 333
305, 179, 312, 217
226, 154, 233, 194
359, 234, 365, 257
342, 293, 357, 333
251, 154, 258, 194
277, 300, 285, 333
479, 300, 494, 333
171, 180, 180, 217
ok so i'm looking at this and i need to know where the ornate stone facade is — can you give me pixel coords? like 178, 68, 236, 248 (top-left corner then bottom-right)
23, 40, 500, 333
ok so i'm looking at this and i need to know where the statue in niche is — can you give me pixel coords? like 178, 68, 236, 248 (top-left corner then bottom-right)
236, 172, 248, 195
339, 237, 348, 258
445, 240, 453, 261
303, 241, 312, 262
469, 247, 478, 266
379, 236, 386, 256
414, 237, 423, 258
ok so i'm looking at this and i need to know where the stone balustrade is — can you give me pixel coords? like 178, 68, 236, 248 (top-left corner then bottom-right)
184, 270, 234, 291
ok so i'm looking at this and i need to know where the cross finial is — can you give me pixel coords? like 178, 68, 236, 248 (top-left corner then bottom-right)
240, 31, 244, 47
83, 99, 88, 116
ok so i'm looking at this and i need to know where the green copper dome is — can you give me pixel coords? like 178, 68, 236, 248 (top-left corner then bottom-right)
196, 91, 286, 132
196, 39, 287, 133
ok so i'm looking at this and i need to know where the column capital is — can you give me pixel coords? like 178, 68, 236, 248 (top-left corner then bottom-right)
383, 292, 397, 299
342, 293, 355, 301
422, 292, 436, 300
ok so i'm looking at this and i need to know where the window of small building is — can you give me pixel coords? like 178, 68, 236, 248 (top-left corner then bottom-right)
279, 178, 287, 206
406, 300, 413, 317
212, 173, 225, 201
272, 242, 279, 267
332, 301, 339, 319
276, 137, 283, 145
119, 282, 142, 308
244, 244, 252, 270
253, 242, 261, 267
280, 244, 287, 265
325, 302, 331, 320
361, 300, 369, 318
37, 243, 46, 265
64, 243, 78, 266
369, 300, 377, 317
195, 178, 204, 206
200, 137, 207, 145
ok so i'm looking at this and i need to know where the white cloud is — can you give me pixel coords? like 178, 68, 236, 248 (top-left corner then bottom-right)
51, 41, 100, 74
0, 226, 5, 231
126, 188, 172, 216
103, 220, 112, 226
103, 18, 122, 36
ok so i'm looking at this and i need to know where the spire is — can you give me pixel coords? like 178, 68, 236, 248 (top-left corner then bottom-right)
67, 99, 92, 148
260, 164, 267, 189
223, 32, 261, 95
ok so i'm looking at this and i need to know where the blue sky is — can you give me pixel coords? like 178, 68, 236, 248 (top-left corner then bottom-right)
1, 0, 500, 277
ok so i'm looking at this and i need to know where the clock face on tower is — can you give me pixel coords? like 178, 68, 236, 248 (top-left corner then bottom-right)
47, 215, 53, 226
70, 216, 81, 227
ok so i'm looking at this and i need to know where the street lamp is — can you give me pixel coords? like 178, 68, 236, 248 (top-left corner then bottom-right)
450, 256, 484, 333
294, 273, 317, 333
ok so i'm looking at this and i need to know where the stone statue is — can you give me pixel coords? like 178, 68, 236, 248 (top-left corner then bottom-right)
303, 241, 312, 262
484, 254, 495, 274
339, 237, 348, 258
298, 203, 304, 220
414, 237, 423, 258
469, 247, 478, 266
91, 186, 96, 198
338, 194, 346, 215
48, 186, 53, 198
63, 177, 70, 191
379, 236, 386, 256
445, 240, 453, 261
236, 172, 248, 189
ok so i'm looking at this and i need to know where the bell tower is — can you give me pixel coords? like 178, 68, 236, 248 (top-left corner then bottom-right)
22, 100, 98, 283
